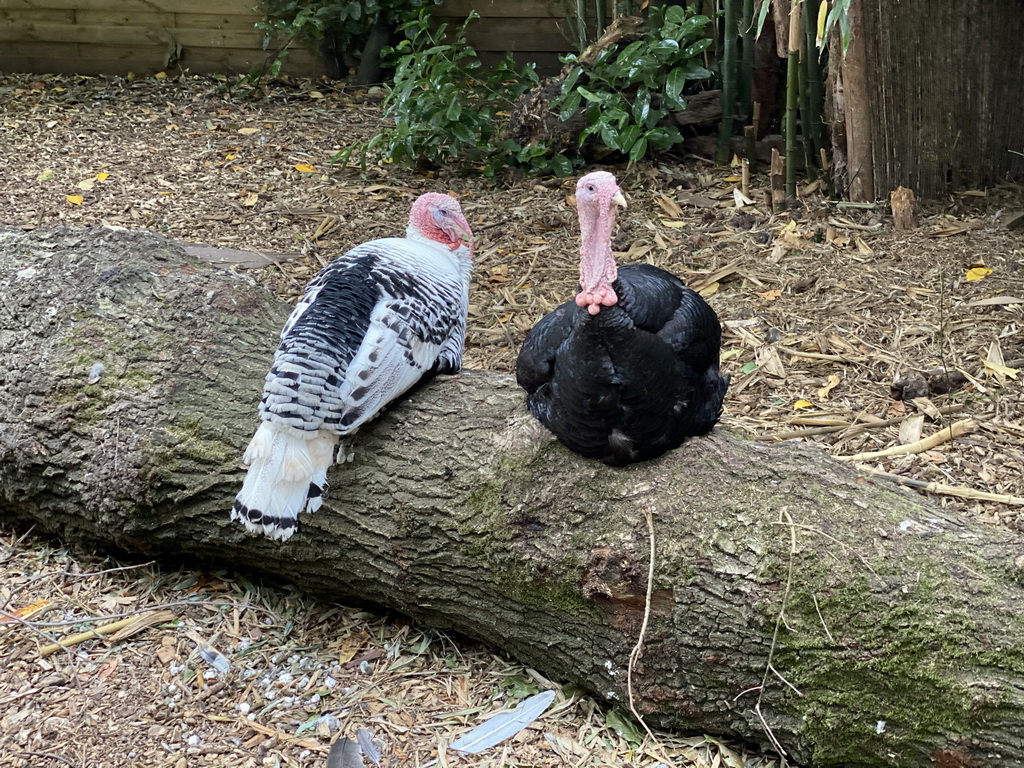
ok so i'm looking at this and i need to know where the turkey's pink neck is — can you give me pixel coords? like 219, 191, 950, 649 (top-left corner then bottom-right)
575, 198, 618, 316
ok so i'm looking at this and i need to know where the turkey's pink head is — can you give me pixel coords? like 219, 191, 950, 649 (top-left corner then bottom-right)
575, 171, 627, 315
409, 192, 474, 257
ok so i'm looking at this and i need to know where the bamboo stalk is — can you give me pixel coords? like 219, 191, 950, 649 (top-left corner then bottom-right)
744, 125, 757, 173
784, 0, 802, 197
594, 0, 607, 38
836, 419, 977, 462
716, 0, 740, 164
796, 23, 816, 179
802, 0, 826, 166
755, 404, 966, 442
739, 0, 755, 121
746, 101, 760, 173
770, 147, 786, 210
871, 473, 1024, 507
38, 616, 139, 657
576, 0, 588, 51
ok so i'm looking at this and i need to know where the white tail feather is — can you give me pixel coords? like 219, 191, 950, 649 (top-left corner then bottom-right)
231, 422, 338, 540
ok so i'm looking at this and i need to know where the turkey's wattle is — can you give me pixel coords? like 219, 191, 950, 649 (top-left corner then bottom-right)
516, 171, 728, 466
232, 193, 474, 540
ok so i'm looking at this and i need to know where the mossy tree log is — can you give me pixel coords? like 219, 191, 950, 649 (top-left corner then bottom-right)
2, 226, 1024, 768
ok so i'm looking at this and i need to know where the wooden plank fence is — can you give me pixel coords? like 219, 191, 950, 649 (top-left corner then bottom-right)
0, 0, 594, 77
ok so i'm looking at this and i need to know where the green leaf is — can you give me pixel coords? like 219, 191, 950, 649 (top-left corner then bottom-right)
577, 86, 605, 103
664, 67, 687, 108
757, 0, 770, 37
450, 122, 474, 144
599, 122, 621, 150
558, 91, 583, 122
618, 124, 641, 153
648, 39, 681, 57
664, 4, 686, 24
740, 361, 758, 374
627, 135, 648, 164
606, 710, 643, 747
616, 40, 646, 65
445, 99, 462, 121
631, 86, 651, 124
550, 154, 574, 177
560, 66, 581, 95
682, 39, 714, 59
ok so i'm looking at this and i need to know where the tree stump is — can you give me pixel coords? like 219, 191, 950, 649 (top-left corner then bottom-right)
2, 226, 1024, 768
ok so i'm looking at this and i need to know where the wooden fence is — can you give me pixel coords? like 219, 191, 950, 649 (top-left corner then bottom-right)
0, 0, 587, 77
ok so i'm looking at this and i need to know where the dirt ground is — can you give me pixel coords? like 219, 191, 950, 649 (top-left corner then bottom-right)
1, 71, 1022, 768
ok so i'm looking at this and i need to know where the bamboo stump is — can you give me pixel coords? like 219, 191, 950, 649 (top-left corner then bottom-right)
2, 226, 1024, 767
890, 186, 919, 231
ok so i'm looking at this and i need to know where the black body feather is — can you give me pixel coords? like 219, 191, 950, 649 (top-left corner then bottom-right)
516, 263, 728, 466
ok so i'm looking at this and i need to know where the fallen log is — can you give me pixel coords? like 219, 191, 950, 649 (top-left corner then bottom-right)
2, 226, 1024, 768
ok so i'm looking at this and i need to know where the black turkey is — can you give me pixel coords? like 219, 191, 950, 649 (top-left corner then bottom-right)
516, 171, 728, 466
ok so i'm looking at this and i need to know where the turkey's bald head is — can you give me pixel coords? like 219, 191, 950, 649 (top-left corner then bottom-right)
408, 192, 473, 256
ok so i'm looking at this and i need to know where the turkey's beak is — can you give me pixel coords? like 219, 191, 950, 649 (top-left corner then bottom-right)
441, 218, 472, 244
452, 220, 472, 241
444, 218, 474, 255
612, 190, 627, 209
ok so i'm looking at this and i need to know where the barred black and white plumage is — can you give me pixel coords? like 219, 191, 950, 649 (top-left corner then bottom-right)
516, 172, 728, 466
231, 193, 473, 540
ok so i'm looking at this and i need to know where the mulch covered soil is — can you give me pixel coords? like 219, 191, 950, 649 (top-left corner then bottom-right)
1, 72, 1022, 768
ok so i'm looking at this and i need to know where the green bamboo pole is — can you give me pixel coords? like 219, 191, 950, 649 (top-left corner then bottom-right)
797, 29, 815, 179
576, 0, 588, 51
594, 0, 607, 37
739, 0, 754, 121
716, 0, 739, 164
802, 0, 826, 165
784, 0, 801, 196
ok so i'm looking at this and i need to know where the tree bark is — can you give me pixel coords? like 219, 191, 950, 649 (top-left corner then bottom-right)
2, 226, 1024, 768
839, 0, 875, 201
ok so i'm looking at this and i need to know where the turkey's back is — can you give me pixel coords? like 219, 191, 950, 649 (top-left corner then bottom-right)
261, 237, 468, 436
516, 263, 728, 466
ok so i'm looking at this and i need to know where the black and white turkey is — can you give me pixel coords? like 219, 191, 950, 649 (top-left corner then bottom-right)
516, 171, 727, 466
232, 192, 473, 540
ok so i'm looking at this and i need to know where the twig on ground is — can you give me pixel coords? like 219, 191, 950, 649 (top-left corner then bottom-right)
1, 560, 155, 611
757, 404, 965, 442
37, 614, 161, 657
871, 472, 1024, 506
836, 418, 976, 461
21, 599, 281, 629
14, 753, 78, 768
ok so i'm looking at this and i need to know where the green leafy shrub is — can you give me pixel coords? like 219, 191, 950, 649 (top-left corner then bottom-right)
255, 0, 439, 73
355, 10, 578, 177
356, 5, 711, 176
553, 5, 713, 163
